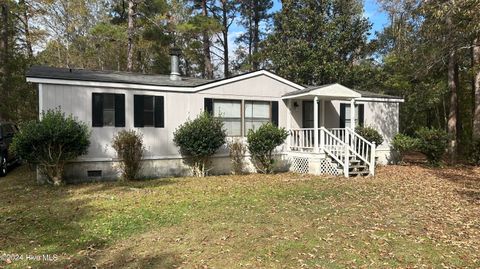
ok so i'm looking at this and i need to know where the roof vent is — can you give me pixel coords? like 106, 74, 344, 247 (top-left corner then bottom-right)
169, 47, 182, 81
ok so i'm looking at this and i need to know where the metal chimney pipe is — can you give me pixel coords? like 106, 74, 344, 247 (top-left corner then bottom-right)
169, 47, 181, 81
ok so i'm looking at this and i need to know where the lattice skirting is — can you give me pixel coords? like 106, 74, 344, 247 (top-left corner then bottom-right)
318, 159, 342, 176
289, 156, 342, 176
290, 156, 309, 174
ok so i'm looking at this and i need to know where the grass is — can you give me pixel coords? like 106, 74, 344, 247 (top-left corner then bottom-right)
0, 165, 479, 268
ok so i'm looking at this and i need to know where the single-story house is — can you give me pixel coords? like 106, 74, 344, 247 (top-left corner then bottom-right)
26, 52, 403, 182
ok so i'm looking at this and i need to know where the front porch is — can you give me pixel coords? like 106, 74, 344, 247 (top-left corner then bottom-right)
282, 84, 376, 177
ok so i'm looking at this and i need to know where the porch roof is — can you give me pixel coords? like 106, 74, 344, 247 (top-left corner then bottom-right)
282, 83, 403, 101
282, 83, 361, 100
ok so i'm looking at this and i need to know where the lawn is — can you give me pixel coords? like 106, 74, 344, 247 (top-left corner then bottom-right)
0, 165, 479, 268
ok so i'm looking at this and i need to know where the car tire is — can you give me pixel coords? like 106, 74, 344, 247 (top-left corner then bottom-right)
0, 155, 7, 177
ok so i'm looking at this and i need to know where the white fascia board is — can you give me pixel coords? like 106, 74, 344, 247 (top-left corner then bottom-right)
27, 69, 306, 93
356, 97, 405, 103
195, 70, 306, 92
26, 77, 197, 92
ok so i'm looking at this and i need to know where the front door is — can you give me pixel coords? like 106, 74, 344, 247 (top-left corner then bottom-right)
302, 101, 321, 128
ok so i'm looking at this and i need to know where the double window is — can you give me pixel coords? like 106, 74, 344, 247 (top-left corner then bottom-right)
340, 103, 364, 128
92, 93, 164, 128
205, 98, 279, 137
92, 93, 125, 127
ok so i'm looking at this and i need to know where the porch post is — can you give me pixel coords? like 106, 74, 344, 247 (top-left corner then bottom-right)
320, 99, 325, 127
350, 98, 356, 129
286, 99, 292, 150
313, 96, 319, 152
320, 99, 325, 150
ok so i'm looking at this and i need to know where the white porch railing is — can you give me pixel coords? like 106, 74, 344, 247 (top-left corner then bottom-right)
289, 128, 315, 150
288, 127, 376, 176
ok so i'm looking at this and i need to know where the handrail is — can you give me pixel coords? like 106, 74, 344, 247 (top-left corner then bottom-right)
345, 127, 374, 147
344, 127, 376, 176
320, 127, 348, 168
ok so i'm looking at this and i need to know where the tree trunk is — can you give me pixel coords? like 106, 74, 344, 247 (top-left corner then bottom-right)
127, 0, 136, 71
252, 0, 260, 70
447, 48, 459, 162
0, 2, 8, 79
19, 0, 33, 59
473, 37, 480, 138
0, 2, 9, 121
222, 0, 229, 78
201, 0, 213, 79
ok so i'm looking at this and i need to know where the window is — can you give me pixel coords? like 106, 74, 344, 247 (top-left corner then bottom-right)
204, 98, 279, 137
92, 93, 125, 127
244, 101, 271, 134
103, 94, 115, 126
143, 96, 154, 127
340, 103, 364, 128
213, 99, 242, 136
134, 95, 164, 128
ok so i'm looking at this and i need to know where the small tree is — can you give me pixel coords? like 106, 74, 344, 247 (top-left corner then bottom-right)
228, 138, 247, 175
355, 126, 384, 146
173, 112, 227, 177
392, 133, 419, 163
415, 127, 449, 165
112, 130, 144, 180
11, 109, 90, 186
247, 123, 288, 174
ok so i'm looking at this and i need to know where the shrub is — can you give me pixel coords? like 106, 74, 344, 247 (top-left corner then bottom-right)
228, 138, 247, 175
392, 133, 419, 163
112, 130, 145, 180
247, 123, 288, 174
469, 138, 480, 165
173, 112, 226, 177
11, 109, 90, 186
355, 126, 384, 146
415, 127, 449, 165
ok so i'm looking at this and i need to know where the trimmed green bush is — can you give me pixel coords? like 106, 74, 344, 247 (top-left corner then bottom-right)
392, 133, 419, 163
112, 130, 145, 180
11, 109, 90, 185
415, 127, 449, 165
173, 112, 227, 177
355, 126, 384, 146
247, 123, 288, 174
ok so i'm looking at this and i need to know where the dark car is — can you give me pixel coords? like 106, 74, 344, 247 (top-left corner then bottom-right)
0, 122, 19, 177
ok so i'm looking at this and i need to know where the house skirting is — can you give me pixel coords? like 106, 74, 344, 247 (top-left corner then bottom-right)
37, 154, 291, 184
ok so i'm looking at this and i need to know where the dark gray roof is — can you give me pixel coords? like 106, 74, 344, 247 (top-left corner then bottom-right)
352, 89, 402, 99
26, 66, 212, 87
282, 84, 335, 97
282, 84, 402, 100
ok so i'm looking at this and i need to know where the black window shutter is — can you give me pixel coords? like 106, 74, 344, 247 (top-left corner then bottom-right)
134, 95, 144, 128
339, 103, 346, 128
154, 96, 164, 128
358, 104, 364, 127
271, 101, 279, 126
114, 94, 125, 127
204, 98, 213, 114
92, 93, 103, 127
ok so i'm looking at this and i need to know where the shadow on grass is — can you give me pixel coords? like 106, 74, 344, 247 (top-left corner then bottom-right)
431, 165, 480, 204
0, 166, 111, 256
55, 248, 183, 269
